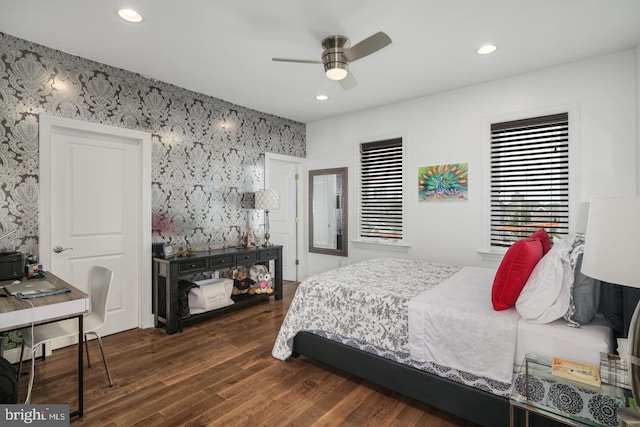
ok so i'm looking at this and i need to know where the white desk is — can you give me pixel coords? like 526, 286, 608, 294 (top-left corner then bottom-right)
0, 273, 88, 417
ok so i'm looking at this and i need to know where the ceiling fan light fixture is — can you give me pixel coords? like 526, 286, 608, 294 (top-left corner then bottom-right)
325, 67, 348, 81
322, 38, 349, 81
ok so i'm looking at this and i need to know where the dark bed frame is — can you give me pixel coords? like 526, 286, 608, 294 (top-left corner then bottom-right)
291, 284, 640, 427
292, 331, 513, 426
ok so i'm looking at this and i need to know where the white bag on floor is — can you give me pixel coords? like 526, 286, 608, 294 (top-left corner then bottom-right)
189, 278, 234, 314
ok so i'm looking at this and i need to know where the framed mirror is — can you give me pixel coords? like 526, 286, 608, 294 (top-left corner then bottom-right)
309, 167, 348, 257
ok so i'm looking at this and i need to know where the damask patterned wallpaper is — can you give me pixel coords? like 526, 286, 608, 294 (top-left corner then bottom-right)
0, 32, 306, 256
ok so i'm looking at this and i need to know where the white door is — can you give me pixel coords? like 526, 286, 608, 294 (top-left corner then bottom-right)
266, 154, 302, 281
39, 115, 152, 338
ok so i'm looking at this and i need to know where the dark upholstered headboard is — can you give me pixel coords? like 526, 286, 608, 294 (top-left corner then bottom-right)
601, 283, 640, 338
623, 287, 640, 337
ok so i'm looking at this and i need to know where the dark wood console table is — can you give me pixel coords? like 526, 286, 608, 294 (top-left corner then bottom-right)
153, 245, 283, 335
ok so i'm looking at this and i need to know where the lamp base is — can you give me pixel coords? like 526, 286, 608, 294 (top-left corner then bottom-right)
263, 230, 272, 247
619, 407, 640, 426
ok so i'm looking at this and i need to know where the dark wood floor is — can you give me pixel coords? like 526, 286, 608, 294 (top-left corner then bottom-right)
17, 281, 477, 426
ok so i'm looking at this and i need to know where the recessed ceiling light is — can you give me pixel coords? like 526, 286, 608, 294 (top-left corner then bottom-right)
476, 44, 498, 55
117, 8, 144, 23
315, 94, 329, 101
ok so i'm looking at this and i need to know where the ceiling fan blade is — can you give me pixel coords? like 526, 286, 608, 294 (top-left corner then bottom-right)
339, 72, 357, 90
343, 31, 392, 62
272, 57, 322, 64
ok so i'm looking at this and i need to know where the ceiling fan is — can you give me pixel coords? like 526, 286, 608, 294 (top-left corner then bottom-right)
272, 31, 392, 90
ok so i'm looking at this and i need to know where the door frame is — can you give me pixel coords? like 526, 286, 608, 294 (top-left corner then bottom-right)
39, 114, 154, 329
265, 152, 305, 281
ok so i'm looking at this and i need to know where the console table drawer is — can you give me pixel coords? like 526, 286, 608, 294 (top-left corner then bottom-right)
210, 256, 234, 268
177, 259, 207, 273
237, 252, 259, 263
259, 249, 278, 260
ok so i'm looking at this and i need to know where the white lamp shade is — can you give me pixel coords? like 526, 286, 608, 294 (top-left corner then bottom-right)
255, 189, 280, 211
581, 196, 640, 288
575, 202, 590, 234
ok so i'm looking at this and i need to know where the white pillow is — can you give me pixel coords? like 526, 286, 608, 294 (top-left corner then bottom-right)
516, 242, 573, 323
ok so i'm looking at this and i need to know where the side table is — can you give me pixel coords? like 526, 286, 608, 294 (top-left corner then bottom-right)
510, 353, 628, 427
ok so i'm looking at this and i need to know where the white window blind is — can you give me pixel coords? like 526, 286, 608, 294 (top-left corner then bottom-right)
360, 138, 403, 240
490, 113, 569, 248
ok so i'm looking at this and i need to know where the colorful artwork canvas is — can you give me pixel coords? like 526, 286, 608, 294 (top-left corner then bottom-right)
418, 163, 468, 201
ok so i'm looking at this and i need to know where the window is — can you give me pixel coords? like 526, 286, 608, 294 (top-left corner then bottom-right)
360, 138, 403, 240
490, 113, 569, 248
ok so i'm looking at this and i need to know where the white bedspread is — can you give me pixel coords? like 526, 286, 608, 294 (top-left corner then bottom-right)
408, 266, 520, 383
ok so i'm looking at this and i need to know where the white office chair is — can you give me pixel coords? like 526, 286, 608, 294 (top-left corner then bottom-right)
18, 266, 114, 399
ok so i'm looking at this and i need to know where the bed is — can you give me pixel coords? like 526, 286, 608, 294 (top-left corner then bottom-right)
272, 256, 621, 427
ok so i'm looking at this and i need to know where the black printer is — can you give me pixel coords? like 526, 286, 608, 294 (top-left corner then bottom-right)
0, 252, 25, 281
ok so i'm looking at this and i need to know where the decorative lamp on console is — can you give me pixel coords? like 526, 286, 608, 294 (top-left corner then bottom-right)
581, 196, 640, 426
255, 189, 280, 247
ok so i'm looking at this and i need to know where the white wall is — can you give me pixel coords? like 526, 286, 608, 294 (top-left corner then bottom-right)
636, 42, 640, 195
303, 50, 638, 278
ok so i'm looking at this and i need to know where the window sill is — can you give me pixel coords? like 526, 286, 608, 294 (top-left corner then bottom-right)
351, 239, 411, 252
478, 249, 506, 263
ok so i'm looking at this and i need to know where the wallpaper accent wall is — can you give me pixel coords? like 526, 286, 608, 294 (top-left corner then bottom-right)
0, 32, 306, 256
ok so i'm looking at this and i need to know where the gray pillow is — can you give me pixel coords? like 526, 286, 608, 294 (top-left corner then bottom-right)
570, 253, 600, 324
564, 235, 600, 326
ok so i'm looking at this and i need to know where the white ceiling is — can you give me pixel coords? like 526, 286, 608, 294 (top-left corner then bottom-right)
1, 0, 639, 124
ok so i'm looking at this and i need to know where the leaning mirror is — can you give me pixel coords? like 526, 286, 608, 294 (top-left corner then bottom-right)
309, 167, 348, 257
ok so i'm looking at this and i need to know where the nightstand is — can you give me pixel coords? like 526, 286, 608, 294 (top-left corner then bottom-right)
510, 353, 629, 427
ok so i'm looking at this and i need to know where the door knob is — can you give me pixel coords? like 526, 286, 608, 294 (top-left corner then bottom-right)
53, 246, 73, 253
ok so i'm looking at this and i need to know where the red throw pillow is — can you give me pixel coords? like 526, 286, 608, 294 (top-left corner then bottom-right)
492, 239, 544, 310
530, 229, 552, 254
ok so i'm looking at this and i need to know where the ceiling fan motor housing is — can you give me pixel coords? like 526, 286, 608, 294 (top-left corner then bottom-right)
322, 35, 350, 79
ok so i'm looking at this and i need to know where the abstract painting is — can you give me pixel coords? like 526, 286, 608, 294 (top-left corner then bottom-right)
418, 163, 468, 201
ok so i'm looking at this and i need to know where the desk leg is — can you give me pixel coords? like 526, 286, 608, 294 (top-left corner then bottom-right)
70, 314, 83, 418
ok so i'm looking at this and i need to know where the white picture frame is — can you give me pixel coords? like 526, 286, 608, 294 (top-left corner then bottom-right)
162, 244, 174, 258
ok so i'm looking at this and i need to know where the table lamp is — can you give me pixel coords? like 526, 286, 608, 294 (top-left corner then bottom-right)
254, 189, 280, 247
581, 196, 640, 425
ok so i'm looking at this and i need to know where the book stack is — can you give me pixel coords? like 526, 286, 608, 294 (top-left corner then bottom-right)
600, 352, 631, 390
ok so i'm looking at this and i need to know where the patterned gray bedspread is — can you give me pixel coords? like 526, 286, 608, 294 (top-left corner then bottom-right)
272, 258, 461, 360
